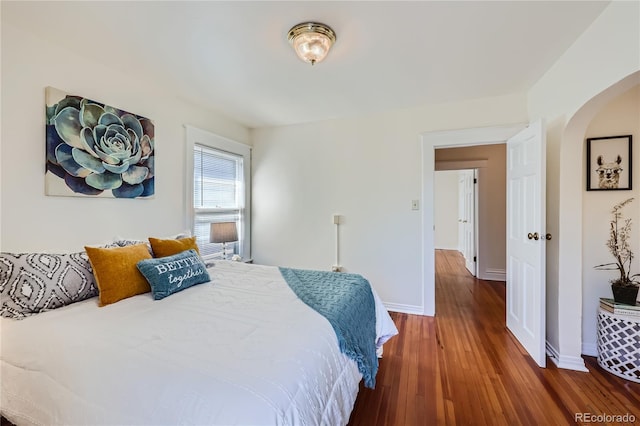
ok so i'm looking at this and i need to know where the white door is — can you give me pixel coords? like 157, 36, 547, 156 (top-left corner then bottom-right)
506, 120, 546, 367
457, 170, 476, 276
463, 170, 476, 276
458, 174, 465, 253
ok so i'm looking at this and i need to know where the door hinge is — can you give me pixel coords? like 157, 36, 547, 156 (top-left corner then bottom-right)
473, 178, 477, 184
473, 256, 477, 262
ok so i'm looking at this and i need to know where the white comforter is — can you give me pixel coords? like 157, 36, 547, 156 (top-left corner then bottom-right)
1, 261, 398, 426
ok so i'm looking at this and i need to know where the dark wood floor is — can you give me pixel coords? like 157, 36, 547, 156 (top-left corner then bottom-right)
348, 249, 640, 426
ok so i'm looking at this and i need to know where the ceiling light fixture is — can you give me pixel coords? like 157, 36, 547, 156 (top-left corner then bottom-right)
287, 22, 336, 66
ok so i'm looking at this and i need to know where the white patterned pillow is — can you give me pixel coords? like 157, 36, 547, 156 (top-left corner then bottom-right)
0, 252, 98, 319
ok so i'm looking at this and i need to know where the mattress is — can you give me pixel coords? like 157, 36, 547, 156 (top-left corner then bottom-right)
0, 261, 397, 426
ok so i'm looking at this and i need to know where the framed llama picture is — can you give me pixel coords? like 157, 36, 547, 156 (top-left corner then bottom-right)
45, 87, 155, 198
586, 135, 632, 191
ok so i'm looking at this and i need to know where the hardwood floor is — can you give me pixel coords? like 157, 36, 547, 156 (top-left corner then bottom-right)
348, 249, 640, 426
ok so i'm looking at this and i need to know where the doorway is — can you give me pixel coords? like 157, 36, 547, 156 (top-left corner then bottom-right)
421, 124, 524, 316
422, 123, 547, 367
434, 147, 508, 284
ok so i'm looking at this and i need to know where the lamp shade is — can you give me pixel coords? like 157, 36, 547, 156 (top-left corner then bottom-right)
287, 22, 336, 65
210, 222, 238, 244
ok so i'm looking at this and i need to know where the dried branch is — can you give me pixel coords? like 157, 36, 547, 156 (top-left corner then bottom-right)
594, 198, 638, 286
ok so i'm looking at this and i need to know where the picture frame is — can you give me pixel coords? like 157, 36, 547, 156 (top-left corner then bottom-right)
586, 135, 632, 191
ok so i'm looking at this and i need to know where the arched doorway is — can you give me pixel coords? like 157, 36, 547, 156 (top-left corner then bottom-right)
554, 71, 640, 370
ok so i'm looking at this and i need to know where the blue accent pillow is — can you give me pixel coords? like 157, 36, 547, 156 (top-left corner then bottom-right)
136, 249, 210, 300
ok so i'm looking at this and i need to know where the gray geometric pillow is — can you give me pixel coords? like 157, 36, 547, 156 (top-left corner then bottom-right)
110, 239, 153, 255
111, 239, 147, 247
111, 234, 191, 256
0, 252, 98, 319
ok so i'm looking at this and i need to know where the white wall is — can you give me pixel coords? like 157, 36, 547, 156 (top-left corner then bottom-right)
434, 171, 459, 250
527, 1, 640, 369
0, 21, 249, 252
251, 93, 527, 313
581, 85, 640, 356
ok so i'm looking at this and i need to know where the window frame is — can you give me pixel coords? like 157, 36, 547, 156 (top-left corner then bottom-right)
185, 125, 251, 260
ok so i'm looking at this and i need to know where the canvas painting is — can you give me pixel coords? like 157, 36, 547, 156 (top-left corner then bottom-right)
45, 87, 155, 198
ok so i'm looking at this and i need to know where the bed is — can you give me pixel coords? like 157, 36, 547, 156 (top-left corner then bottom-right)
1, 259, 398, 425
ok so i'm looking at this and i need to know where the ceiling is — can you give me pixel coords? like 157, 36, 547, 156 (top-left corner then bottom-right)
4, 1, 609, 129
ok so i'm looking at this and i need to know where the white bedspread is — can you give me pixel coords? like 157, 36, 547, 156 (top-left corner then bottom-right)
1, 261, 397, 426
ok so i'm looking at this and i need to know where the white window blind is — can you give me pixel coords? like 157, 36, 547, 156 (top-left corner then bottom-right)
193, 144, 245, 259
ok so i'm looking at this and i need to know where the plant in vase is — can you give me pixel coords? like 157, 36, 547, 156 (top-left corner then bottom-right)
595, 198, 639, 305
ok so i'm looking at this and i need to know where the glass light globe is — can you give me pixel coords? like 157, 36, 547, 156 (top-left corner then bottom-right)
288, 23, 336, 66
293, 32, 332, 65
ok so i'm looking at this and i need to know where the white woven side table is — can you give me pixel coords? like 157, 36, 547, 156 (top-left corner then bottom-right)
597, 308, 640, 383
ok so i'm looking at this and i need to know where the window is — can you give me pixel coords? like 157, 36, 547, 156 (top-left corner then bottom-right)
186, 126, 250, 261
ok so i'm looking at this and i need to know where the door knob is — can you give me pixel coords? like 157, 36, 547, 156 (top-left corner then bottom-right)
527, 232, 539, 240
545, 233, 552, 240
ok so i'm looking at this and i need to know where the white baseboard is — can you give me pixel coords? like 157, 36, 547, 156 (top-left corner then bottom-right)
546, 340, 589, 372
383, 302, 424, 316
582, 342, 597, 357
480, 268, 506, 281
434, 245, 458, 251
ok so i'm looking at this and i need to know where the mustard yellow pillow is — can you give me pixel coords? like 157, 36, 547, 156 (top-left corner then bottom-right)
148, 236, 200, 258
84, 244, 152, 307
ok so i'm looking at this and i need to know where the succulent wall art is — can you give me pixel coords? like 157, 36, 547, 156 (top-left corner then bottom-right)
45, 87, 155, 198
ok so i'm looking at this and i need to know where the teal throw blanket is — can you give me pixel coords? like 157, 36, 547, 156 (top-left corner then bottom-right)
279, 267, 378, 388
